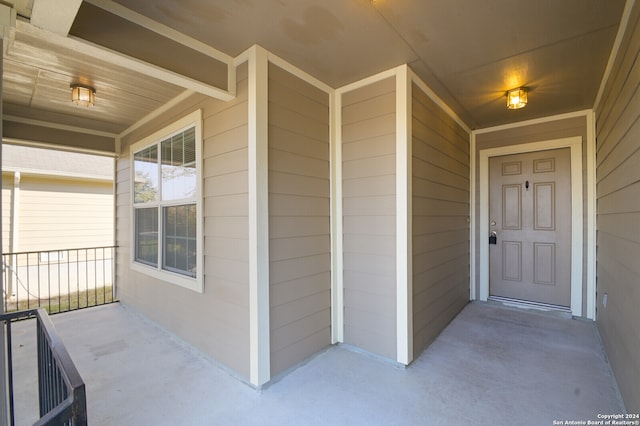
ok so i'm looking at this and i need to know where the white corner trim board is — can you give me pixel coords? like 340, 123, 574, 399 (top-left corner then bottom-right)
396, 65, 413, 365
586, 112, 597, 320
247, 45, 271, 387
469, 133, 477, 301
331, 89, 344, 344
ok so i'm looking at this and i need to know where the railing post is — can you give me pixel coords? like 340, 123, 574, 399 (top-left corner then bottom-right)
0, 322, 8, 426
0, 29, 9, 426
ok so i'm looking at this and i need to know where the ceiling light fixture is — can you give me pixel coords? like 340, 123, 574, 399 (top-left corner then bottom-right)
506, 87, 527, 110
71, 84, 96, 107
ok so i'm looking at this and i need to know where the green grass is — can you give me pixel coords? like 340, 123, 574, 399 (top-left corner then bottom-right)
5, 285, 116, 315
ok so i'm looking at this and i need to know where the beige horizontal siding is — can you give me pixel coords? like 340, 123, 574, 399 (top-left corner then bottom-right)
594, 1, 640, 411
15, 176, 113, 251
342, 76, 397, 360
412, 83, 470, 357
116, 63, 251, 380
268, 63, 331, 377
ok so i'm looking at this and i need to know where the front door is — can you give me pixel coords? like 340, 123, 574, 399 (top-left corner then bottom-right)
489, 148, 571, 307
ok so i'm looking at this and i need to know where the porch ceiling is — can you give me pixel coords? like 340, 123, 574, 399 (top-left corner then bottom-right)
0, 0, 628, 146
3, 21, 185, 136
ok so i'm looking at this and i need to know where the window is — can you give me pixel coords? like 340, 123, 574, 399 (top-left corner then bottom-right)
131, 110, 203, 292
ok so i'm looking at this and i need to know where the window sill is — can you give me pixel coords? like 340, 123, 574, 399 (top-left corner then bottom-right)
131, 261, 203, 293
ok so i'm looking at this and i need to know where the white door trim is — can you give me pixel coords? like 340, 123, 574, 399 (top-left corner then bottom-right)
479, 137, 583, 317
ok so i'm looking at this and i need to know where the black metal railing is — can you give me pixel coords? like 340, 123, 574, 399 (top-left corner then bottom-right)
2, 246, 117, 314
2, 308, 87, 425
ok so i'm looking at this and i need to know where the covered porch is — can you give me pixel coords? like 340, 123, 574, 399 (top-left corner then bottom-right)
10, 302, 624, 425
1, 1, 638, 421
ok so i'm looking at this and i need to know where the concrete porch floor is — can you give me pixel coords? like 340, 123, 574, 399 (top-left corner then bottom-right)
11, 301, 625, 425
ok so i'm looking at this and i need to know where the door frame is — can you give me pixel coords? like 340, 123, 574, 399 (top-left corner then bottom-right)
478, 137, 583, 316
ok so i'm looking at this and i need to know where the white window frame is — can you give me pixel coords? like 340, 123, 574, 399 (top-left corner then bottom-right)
130, 109, 204, 293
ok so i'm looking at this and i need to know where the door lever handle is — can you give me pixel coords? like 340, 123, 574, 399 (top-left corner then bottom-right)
489, 231, 497, 245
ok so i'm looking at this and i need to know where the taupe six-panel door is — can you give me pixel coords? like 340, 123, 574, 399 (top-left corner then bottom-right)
489, 148, 572, 307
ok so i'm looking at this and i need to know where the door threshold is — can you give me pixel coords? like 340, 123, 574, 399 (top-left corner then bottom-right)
488, 296, 572, 316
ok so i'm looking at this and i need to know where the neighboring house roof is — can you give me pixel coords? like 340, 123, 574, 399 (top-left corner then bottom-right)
2, 144, 114, 180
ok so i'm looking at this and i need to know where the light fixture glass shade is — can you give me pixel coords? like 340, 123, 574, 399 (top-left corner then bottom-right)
506, 87, 527, 109
71, 85, 95, 107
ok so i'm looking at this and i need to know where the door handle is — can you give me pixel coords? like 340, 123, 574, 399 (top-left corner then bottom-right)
489, 231, 497, 245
